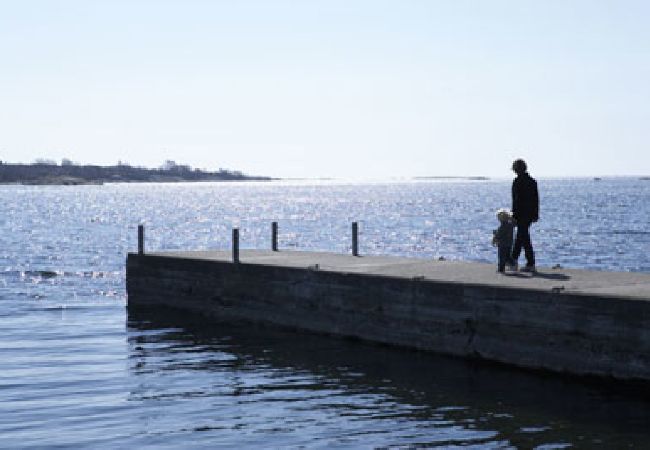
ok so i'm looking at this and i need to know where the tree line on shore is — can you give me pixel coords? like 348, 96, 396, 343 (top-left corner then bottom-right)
0, 159, 272, 185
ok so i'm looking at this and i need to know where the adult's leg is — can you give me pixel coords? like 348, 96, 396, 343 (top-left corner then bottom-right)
516, 221, 535, 267
522, 222, 535, 266
512, 220, 535, 266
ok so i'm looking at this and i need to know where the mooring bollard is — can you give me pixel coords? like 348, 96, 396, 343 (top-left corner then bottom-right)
352, 222, 359, 256
232, 228, 240, 263
138, 224, 144, 255
272, 222, 278, 251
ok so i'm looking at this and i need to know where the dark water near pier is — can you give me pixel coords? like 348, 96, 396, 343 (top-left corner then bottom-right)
1, 178, 649, 448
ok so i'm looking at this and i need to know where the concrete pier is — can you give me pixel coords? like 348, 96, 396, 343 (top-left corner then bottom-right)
127, 250, 650, 382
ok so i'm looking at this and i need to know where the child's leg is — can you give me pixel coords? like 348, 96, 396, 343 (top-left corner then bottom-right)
507, 244, 516, 268
498, 247, 506, 272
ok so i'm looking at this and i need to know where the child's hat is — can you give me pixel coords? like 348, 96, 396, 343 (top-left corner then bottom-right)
496, 208, 511, 219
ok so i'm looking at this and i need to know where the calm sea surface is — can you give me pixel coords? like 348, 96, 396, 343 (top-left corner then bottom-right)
1, 178, 649, 448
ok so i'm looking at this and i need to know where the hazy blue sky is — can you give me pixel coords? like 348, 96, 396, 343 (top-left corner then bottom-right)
1, 1, 649, 178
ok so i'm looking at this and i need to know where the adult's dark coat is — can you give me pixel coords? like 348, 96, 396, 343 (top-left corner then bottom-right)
511, 173, 539, 223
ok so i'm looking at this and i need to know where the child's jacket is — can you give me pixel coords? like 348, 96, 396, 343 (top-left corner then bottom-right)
495, 221, 514, 249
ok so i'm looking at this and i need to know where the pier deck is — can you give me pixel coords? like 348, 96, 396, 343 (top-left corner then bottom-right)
127, 250, 650, 382
149, 250, 650, 300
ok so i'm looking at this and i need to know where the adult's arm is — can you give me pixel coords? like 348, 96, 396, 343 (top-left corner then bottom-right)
511, 179, 519, 219
532, 179, 539, 222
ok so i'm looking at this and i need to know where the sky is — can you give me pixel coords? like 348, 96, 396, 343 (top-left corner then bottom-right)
1, 0, 649, 179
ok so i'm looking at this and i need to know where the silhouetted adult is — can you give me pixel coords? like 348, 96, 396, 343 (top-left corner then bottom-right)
511, 159, 539, 272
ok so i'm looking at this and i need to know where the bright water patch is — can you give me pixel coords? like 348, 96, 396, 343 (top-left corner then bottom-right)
1, 178, 649, 448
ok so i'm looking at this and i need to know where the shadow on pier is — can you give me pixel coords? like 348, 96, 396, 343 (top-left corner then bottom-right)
127, 306, 650, 448
503, 271, 571, 281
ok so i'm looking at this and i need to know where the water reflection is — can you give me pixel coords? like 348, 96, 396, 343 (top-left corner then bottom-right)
128, 307, 650, 448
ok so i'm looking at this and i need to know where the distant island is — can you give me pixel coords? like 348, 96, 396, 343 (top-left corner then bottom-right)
413, 176, 490, 181
0, 160, 273, 185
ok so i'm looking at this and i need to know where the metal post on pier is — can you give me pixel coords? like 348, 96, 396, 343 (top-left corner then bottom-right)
232, 228, 240, 263
352, 222, 359, 257
272, 222, 278, 251
138, 224, 144, 255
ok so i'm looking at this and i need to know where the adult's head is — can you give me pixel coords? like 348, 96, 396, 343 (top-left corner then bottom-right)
512, 159, 527, 175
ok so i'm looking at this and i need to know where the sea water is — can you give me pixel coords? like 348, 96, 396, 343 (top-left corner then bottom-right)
1, 178, 649, 448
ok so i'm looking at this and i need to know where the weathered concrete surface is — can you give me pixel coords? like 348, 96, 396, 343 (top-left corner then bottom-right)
127, 250, 650, 382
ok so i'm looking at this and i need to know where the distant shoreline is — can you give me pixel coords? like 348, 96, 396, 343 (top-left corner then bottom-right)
413, 176, 490, 181
1, 162, 648, 185
0, 162, 273, 185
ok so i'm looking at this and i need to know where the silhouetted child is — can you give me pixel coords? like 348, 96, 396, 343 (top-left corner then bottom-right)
492, 209, 515, 273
